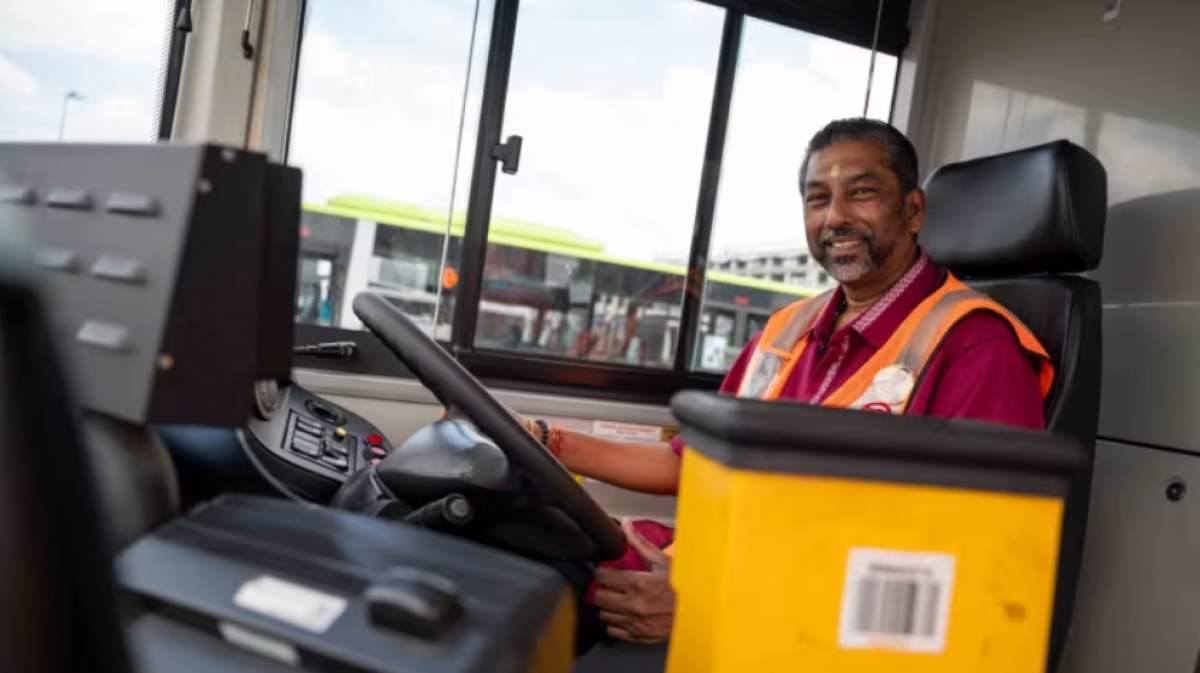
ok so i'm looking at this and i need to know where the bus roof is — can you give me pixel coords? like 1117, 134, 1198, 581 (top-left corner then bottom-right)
304, 196, 817, 298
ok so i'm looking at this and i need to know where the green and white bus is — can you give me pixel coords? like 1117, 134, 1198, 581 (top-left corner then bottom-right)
297, 195, 817, 372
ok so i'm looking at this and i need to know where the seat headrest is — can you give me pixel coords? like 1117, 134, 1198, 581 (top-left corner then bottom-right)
920, 140, 1107, 278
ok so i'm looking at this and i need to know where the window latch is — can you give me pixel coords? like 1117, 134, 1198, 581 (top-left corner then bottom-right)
491, 135, 523, 175
241, 0, 257, 59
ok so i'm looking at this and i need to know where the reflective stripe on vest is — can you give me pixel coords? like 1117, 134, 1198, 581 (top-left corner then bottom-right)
736, 274, 1054, 413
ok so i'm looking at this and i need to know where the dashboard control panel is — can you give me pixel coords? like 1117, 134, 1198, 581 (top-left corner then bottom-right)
245, 382, 394, 500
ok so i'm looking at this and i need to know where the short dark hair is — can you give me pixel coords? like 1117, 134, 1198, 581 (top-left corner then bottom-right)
800, 118, 920, 195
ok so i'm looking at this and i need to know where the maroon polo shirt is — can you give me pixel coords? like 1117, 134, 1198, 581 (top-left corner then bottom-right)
670, 251, 1045, 457
600, 253, 1048, 581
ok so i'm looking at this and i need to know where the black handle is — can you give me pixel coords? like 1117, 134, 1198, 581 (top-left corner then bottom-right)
402, 493, 475, 531
492, 135, 523, 175
241, 0, 256, 59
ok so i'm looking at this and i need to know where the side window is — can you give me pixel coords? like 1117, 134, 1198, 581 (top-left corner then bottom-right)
0, 1, 174, 141
694, 18, 898, 372
287, 0, 489, 339
476, 0, 727, 368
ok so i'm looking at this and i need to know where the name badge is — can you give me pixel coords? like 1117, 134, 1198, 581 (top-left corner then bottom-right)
854, 364, 916, 414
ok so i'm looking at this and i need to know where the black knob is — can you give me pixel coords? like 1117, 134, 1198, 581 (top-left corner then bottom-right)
1166, 479, 1187, 502
366, 569, 463, 640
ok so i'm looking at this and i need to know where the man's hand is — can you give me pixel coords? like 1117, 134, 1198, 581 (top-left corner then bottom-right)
594, 520, 675, 644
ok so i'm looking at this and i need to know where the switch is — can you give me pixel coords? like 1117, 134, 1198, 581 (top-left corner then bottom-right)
334, 427, 347, 439
46, 188, 93, 210
370, 447, 387, 458
92, 256, 146, 284
366, 433, 383, 445
77, 321, 130, 352
0, 185, 34, 204
322, 453, 348, 471
295, 424, 322, 440
105, 192, 160, 217
37, 248, 78, 272
290, 438, 321, 458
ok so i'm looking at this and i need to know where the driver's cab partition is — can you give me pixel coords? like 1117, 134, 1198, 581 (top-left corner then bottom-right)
2, 142, 303, 551
0, 142, 581, 673
668, 392, 1086, 673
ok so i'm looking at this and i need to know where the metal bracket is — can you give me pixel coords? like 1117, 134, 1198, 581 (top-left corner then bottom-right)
491, 135, 523, 175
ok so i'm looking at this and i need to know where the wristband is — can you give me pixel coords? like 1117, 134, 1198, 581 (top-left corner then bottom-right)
533, 418, 551, 446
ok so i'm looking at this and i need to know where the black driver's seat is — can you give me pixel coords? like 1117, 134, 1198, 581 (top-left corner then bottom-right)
920, 139, 1108, 671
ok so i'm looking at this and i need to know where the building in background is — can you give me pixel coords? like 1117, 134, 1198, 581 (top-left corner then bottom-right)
658, 247, 835, 292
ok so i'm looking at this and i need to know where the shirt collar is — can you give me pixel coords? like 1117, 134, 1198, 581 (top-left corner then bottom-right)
806, 250, 944, 350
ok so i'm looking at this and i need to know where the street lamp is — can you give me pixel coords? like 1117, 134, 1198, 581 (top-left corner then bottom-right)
58, 91, 84, 141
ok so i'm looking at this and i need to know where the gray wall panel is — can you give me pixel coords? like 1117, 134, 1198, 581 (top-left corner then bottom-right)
915, 0, 1200, 451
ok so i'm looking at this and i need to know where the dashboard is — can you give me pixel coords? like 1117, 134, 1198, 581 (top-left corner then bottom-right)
243, 381, 396, 502
156, 380, 397, 507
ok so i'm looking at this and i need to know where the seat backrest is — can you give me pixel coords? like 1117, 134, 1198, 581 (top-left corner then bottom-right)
921, 139, 1108, 673
0, 266, 132, 673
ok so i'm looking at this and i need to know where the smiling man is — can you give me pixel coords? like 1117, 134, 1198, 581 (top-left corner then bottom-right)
538, 119, 1054, 656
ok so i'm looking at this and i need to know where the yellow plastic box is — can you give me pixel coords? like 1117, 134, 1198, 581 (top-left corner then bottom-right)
666, 392, 1085, 673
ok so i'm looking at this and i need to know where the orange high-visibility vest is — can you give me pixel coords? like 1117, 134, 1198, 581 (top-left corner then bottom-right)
737, 273, 1054, 409
659, 275, 1053, 559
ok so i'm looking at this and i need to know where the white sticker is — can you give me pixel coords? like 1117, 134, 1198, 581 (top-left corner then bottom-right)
838, 548, 956, 654
592, 420, 662, 441
234, 576, 347, 634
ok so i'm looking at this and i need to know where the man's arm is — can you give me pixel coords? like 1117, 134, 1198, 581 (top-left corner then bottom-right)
551, 333, 762, 492
556, 433, 681, 494
915, 311, 1045, 430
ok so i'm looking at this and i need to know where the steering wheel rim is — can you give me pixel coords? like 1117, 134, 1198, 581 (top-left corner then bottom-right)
352, 292, 626, 561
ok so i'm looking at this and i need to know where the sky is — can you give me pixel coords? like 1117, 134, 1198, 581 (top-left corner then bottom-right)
0, 0, 168, 142
287, 0, 897, 262
0, 0, 896, 262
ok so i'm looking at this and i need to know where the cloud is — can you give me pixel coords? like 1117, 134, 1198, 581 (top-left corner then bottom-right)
0, 53, 38, 97
709, 38, 896, 256
64, 93, 157, 142
289, 14, 895, 263
0, 0, 167, 63
289, 28, 478, 210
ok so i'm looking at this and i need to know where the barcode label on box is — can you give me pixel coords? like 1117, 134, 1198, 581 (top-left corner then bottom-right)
838, 548, 955, 653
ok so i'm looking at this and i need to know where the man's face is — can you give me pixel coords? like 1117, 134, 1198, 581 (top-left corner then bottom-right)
803, 141, 924, 285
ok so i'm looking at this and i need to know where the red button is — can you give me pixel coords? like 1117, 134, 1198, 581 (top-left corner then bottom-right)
369, 458, 382, 466
371, 446, 386, 457
366, 433, 383, 445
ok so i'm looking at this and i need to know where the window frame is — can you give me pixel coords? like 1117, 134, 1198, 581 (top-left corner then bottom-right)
285, 0, 910, 405
156, 0, 190, 140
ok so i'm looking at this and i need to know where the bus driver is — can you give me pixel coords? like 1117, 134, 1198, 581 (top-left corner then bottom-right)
525, 118, 1053, 645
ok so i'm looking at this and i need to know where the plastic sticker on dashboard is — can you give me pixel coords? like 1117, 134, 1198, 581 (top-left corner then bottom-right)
592, 420, 662, 441
234, 576, 347, 633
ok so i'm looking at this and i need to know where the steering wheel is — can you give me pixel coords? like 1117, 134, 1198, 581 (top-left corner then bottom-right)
352, 292, 627, 561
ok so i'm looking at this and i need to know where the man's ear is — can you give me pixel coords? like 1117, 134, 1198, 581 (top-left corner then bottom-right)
904, 189, 927, 235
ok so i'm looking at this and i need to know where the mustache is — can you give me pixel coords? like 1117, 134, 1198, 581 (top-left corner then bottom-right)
819, 225, 875, 246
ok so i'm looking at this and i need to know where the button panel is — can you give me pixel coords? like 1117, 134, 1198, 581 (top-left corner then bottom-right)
285, 413, 359, 473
